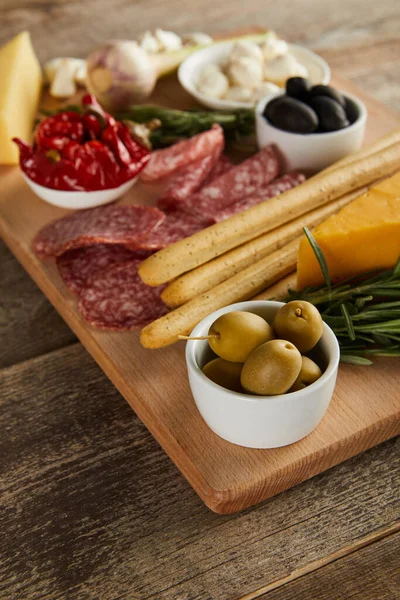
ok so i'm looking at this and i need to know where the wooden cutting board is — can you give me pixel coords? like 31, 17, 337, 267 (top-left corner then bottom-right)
1, 66, 399, 514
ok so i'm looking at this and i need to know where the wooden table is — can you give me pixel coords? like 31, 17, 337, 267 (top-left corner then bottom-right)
1, 2, 399, 598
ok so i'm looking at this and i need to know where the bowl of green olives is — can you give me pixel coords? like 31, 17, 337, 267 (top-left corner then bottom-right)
255, 78, 367, 174
185, 300, 340, 449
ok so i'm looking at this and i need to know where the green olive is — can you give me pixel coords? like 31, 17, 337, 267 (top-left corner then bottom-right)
202, 358, 243, 393
272, 301, 324, 353
289, 356, 323, 392
208, 311, 274, 363
240, 339, 302, 395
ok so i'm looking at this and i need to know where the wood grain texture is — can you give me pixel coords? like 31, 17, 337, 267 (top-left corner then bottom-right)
1, 345, 399, 599
255, 531, 400, 600
0, 240, 76, 368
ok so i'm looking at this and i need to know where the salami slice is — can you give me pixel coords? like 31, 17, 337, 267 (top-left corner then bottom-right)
157, 147, 222, 211
178, 145, 280, 220
133, 210, 209, 251
78, 259, 168, 330
33, 205, 165, 258
211, 172, 306, 222
56, 244, 141, 294
140, 124, 224, 182
205, 154, 233, 182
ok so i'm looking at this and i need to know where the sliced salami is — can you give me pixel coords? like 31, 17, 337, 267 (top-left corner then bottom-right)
33, 205, 165, 258
157, 147, 222, 211
205, 154, 233, 182
178, 145, 280, 220
140, 124, 224, 182
78, 259, 168, 330
212, 172, 306, 222
56, 244, 140, 294
133, 210, 208, 251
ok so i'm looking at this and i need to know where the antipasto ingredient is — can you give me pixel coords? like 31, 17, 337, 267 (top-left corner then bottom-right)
289, 357, 322, 392
210, 172, 305, 222
56, 244, 138, 294
264, 95, 319, 134
197, 64, 229, 98
44, 57, 87, 98
132, 211, 207, 251
308, 84, 346, 108
297, 171, 400, 289
175, 144, 280, 220
160, 186, 360, 309
202, 358, 243, 392
207, 311, 274, 362
0, 31, 42, 165
286, 76, 312, 101
14, 95, 150, 191
138, 141, 400, 287
309, 96, 349, 131
117, 105, 255, 148
272, 300, 324, 353
140, 124, 224, 182
240, 339, 302, 395
78, 259, 168, 330
33, 205, 165, 258
285, 231, 400, 364
140, 239, 298, 348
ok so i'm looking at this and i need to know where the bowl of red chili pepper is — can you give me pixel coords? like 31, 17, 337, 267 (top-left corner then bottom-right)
13, 95, 150, 210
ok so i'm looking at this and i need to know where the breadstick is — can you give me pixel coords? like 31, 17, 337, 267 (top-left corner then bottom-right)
253, 273, 297, 302
139, 141, 400, 286
322, 126, 400, 174
161, 187, 365, 308
140, 239, 299, 349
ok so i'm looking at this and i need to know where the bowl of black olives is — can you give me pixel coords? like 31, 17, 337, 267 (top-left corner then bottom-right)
255, 77, 367, 174
185, 300, 340, 449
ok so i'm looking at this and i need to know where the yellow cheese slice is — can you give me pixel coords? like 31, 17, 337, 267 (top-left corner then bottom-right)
297, 172, 400, 289
0, 31, 42, 165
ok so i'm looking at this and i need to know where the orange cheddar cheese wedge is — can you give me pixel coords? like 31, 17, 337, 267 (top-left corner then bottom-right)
296, 172, 400, 289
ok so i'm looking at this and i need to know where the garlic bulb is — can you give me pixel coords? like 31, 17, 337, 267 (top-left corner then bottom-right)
154, 29, 182, 52
197, 64, 229, 98
86, 40, 157, 110
229, 57, 263, 89
230, 40, 264, 64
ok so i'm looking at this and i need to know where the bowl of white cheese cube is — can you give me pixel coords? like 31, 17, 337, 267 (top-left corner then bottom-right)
178, 34, 330, 111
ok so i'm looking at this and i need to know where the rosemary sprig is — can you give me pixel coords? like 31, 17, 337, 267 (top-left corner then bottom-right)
284, 230, 400, 365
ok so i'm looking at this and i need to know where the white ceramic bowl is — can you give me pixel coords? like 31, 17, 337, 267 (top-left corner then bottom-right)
185, 301, 340, 449
22, 174, 137, 209
178, 41, 330, 111
255, 91, 367, 173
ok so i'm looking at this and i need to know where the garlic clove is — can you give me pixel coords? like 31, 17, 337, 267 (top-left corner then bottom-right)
75, 60, 87, 86
139, 30, 161, 53
49, 58, 78, 98
182, 32, 213, 46
229, 57, 263, 89
44, 57, 84, 84
154, 29, 182, 52
230, 40, 264, 64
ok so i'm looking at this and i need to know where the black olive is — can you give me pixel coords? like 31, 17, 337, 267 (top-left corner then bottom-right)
262, 95, 283, 120
343, 96, 360, 124
265, 96, 319, 134
309, 85, 346, 108
286, 77, 312, 101
309, 96, 350, 132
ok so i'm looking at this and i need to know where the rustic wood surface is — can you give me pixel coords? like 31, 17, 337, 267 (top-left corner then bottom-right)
1, 1, 399, 598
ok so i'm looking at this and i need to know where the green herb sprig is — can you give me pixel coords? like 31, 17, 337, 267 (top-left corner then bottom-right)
116, 105, 255, 148
284, 228, 400, 365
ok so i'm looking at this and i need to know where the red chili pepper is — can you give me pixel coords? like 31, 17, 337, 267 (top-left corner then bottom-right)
82, 114, 102, 140
13, 95, 150, 192
101, 126, 131, 166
